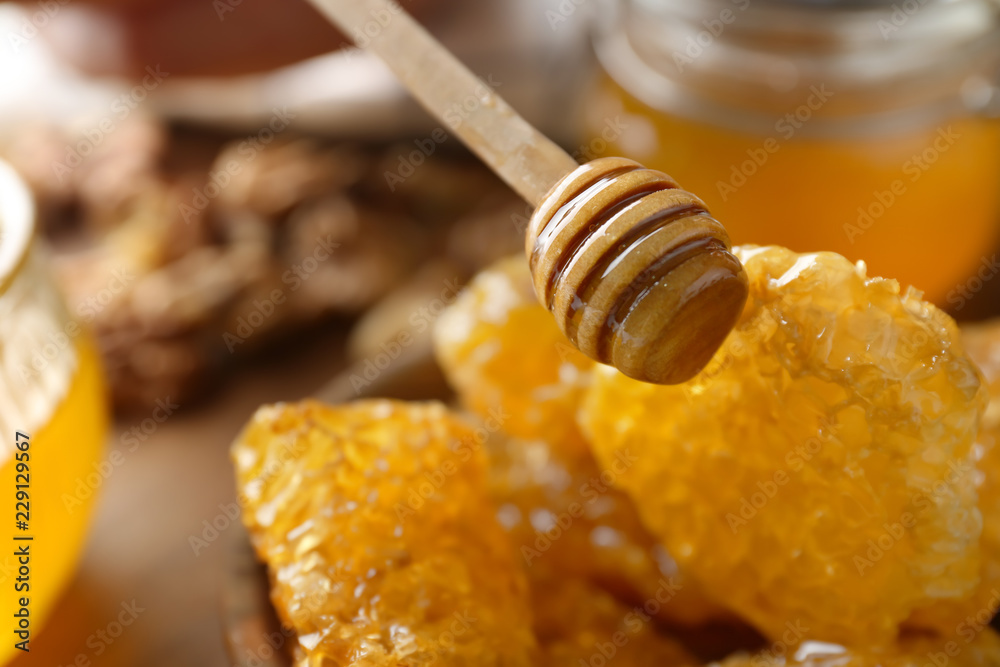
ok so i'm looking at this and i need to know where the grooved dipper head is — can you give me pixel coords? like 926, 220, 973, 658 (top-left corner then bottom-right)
526, 157, 749, 384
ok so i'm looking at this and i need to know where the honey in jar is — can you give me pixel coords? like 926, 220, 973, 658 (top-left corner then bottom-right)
587, 0, 1000, 306
0, 161, 108, 664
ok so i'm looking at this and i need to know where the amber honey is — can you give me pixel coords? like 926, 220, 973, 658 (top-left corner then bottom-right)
0, 159, 108, 664
589, 0, 1000, 307
588, 75, 1000, 306
0, 339, 106, 665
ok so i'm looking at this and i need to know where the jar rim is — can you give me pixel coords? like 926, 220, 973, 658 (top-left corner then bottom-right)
597, 0, 1000, 135
0, 159, 36, 295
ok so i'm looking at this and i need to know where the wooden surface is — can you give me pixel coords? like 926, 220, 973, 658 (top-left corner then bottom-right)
14, 323, 355, 667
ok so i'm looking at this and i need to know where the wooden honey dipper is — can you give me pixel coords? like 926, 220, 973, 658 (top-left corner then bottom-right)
306, 0, 749, 384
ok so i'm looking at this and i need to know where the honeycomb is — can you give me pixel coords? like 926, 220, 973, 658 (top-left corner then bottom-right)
964, 320, 1000, 617
433, 253, 725, 627
485, 430, 726, 629
580, 245, 988, 645
909, 321, 1000, 633
433, 255, 593, 449
232, 399, 536, 667
714, 628, 1000, 667
532, 577, 696, 667
234, 245, 999, 663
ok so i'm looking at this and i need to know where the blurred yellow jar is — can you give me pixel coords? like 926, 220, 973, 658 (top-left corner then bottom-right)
0, 161, 107, 664
588, 0, 1000, 306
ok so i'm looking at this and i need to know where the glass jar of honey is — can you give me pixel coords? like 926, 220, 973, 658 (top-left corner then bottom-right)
0, 160, 107, 663
587, 0, 1000, 306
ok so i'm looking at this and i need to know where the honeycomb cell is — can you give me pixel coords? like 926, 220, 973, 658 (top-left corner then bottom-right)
485, 430, 726, 629
434, 255, 594, 449
580, 245, 988, 646
910, 321, 1000, 632
532, 577, 696, 667
964, 320, 1000, 615
713, 628, 1000, 667
232, 399, 536, 667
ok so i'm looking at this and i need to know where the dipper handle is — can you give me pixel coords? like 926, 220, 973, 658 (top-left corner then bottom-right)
306, 0, 578, 205
306, 0, 750, 385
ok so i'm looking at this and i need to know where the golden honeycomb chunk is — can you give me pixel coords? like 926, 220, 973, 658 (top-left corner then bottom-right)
434, 255, 593, 449
909, 320, 1000, 632
963, 320, 1000, 617
532, 577, 696, 667
580, 246, 988, 646
232, 399, 536, 667
713, 628, 1000, 667
486, 431, 726, 629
